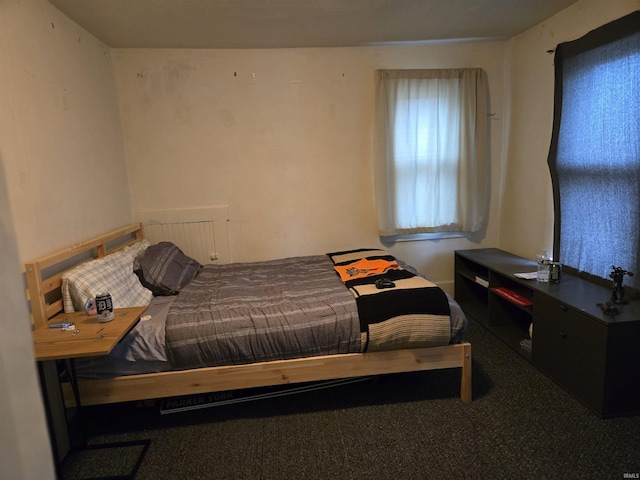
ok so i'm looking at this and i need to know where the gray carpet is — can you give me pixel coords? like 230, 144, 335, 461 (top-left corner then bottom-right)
60, 320, 640, 479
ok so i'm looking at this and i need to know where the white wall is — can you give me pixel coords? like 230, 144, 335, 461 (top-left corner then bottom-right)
0, 0, 132, 475
0, 0, 132, 263
500, 0, 640, 261
113, 41, 506, 287
0, 164, 55, 480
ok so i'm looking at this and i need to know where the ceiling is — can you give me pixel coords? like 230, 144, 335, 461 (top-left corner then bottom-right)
47, 0, 580, 49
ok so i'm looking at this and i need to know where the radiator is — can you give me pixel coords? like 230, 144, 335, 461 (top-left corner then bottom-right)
134, 207, 231, 265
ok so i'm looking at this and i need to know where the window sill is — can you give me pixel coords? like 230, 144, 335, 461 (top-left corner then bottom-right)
381, 232, 465, 242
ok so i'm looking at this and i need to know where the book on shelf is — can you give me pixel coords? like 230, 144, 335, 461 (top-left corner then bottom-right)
490, 287, 533, 307
474, 276, 489, 288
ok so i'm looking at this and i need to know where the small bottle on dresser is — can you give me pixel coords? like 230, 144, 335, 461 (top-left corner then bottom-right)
536, 249, 551, 282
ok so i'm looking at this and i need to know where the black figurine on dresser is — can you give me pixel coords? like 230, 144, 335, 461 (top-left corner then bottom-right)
609, 266, 634, 304
598, 266, 635, 318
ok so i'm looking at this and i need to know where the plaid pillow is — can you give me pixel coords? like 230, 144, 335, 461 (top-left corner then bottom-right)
123, 239, 150, 259
62, 250, 153, 313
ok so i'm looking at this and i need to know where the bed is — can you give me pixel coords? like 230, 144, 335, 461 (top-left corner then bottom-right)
25, 223, 472, 407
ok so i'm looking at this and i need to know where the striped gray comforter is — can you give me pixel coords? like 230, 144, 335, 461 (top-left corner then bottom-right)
165, 255, 361, 369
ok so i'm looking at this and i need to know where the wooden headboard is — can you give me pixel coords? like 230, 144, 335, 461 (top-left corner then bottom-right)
24, 224, 143, 329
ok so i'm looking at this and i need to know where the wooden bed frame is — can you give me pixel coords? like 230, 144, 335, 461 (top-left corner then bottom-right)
25, 223, 472, 407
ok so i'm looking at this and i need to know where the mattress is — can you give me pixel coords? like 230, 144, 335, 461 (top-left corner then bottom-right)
75, 254, 467, 379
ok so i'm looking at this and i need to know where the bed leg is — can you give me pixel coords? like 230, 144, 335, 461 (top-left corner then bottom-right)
460, 343, 472, 403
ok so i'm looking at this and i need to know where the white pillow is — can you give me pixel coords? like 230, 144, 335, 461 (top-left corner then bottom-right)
62, 249, 153, 313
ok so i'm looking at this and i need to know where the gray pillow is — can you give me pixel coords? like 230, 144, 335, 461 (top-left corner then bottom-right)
134, 242, 201, 296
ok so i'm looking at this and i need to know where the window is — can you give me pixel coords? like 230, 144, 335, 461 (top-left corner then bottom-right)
373, 68, 490, 237
548, 11, 640, 289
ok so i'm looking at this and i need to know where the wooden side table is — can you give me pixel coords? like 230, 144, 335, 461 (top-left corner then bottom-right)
33, 306, 146, 361
33, 307, 150, 479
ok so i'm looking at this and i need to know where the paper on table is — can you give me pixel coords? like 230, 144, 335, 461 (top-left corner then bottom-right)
514, 272, 538, 280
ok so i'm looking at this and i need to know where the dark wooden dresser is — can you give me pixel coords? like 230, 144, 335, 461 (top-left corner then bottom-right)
454, 248, 640, 418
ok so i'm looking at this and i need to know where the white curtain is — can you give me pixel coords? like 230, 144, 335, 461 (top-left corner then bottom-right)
374, 68, 489, 236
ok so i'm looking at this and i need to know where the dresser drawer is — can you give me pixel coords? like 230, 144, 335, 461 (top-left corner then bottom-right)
532, 316, 606, 413
533, 293, 608, 355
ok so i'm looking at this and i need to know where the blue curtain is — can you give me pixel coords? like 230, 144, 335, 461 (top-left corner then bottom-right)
548, 11, 640, 288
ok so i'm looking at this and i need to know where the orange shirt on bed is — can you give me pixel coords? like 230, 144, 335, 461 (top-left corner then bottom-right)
333, 258, 399, 282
